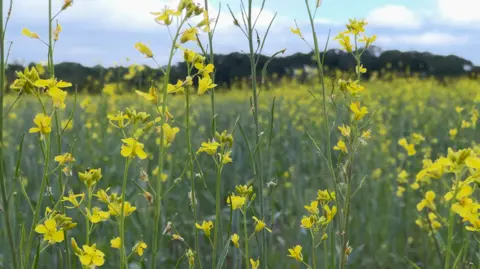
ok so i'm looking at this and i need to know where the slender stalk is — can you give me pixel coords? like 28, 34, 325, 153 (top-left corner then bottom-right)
85, 188, 92, 245
0, 0, 19, 267
243, 210, 249, 269
304, 0, 337, 188
151, 19, 187, 269
24, 135, 51, 268
185, 71, 202, 269
120, 159, 131, 269
311, 231, 316, 269
212, 162, 223, 268
203, 0, 216, 137
246, 0, 266, 266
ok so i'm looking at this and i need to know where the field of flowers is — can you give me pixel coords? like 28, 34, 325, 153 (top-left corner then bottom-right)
1, 0, 480, 269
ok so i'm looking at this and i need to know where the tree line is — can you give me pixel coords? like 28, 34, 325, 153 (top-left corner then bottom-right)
6, 47, 479, 94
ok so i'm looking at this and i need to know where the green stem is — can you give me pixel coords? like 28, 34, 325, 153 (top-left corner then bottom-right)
24, 135, 51, 269
151, 18, 187, 269
246, 0, 266, 266
243, 209, 249, 269
185, 71, 202, 269
311, 231, 316, 269
213, 163, 223, 268
0, 1, 18, 267
85, 187, 92, 245
203, 0, 216, 137
120, 159, 131, 269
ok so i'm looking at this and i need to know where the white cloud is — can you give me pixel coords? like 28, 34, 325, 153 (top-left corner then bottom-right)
377, 32, 468, 46
437, 0, 480, 24
367, 5, 421, 29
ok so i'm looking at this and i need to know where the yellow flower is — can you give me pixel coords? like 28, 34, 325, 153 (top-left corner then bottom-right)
162, 123, 180, 144
444, 184, 473, 201
151, 8, 179, 25
54, 153, 75, 166
449, 128, 458, 139
356, 65, 367, 74
132, 241, 148, 256
346, 18, 367, 35
53, 22, 62, 41
186, 249, 195, 267
300, 215, 315, 229
78, 168, 102, 187
167, 80, 185, 94
136, 86, 158, 103
195, 220, 214, 237
134, 42, 153, 58
10, 67, 40, 94
195, 63, 215, 77
35, 219, 64, 244
61, 190, 84, 209
121, 138, 147, 160
198, 75, 217, 95
396, 186, 406, 197
252, 216, 272, 233
416, 190, 436, 211
110, 237, 121, 249
221, 151, 233, 164
22, 28, 40, 39
323, 204, 337, 223
338, 125, 351, 137
197, 140, 221, 155
29, 113, 52, 135
317, 189, 336, 203
304, 200, 319, 214
350, 101, 368, 120
250, 258, 260, 269
231, 233, 240, 248
466, 217, 480, 232
398, 138, 416, 156
172, 234, 184, 241
197, 10, 212, 32
34, 78, 71, 109
290, 27, 303, 38
78, 244, 105, 267
62, 0, 73, 10
108, 201, 136, 217
334, 31, 352, 52
455, 106, 464, 113
359, 35, 377, 47
345, 80, 365, 95
333, 139, 348, 153
181, 27, 198, 43
107, 111, 129, 128
287, 245, 303, 262
361, 130, 371, 139
227, 195, 246, 210
86, 207, 110, 223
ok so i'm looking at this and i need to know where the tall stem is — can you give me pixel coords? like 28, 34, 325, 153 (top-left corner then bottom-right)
212, 163, 223, 268
151, 19, 186, 269
246, 0, 266, 266
24, 135, 51, 268
203, 0, 216, 137
243, 210, 249, 269
185, 74, 202, 269
85, 188, 92, 245
0, 0, 19, 267
120, 159, 131, 269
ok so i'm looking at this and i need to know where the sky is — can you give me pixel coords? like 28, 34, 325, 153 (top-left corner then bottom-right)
4, 0, 480, 67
